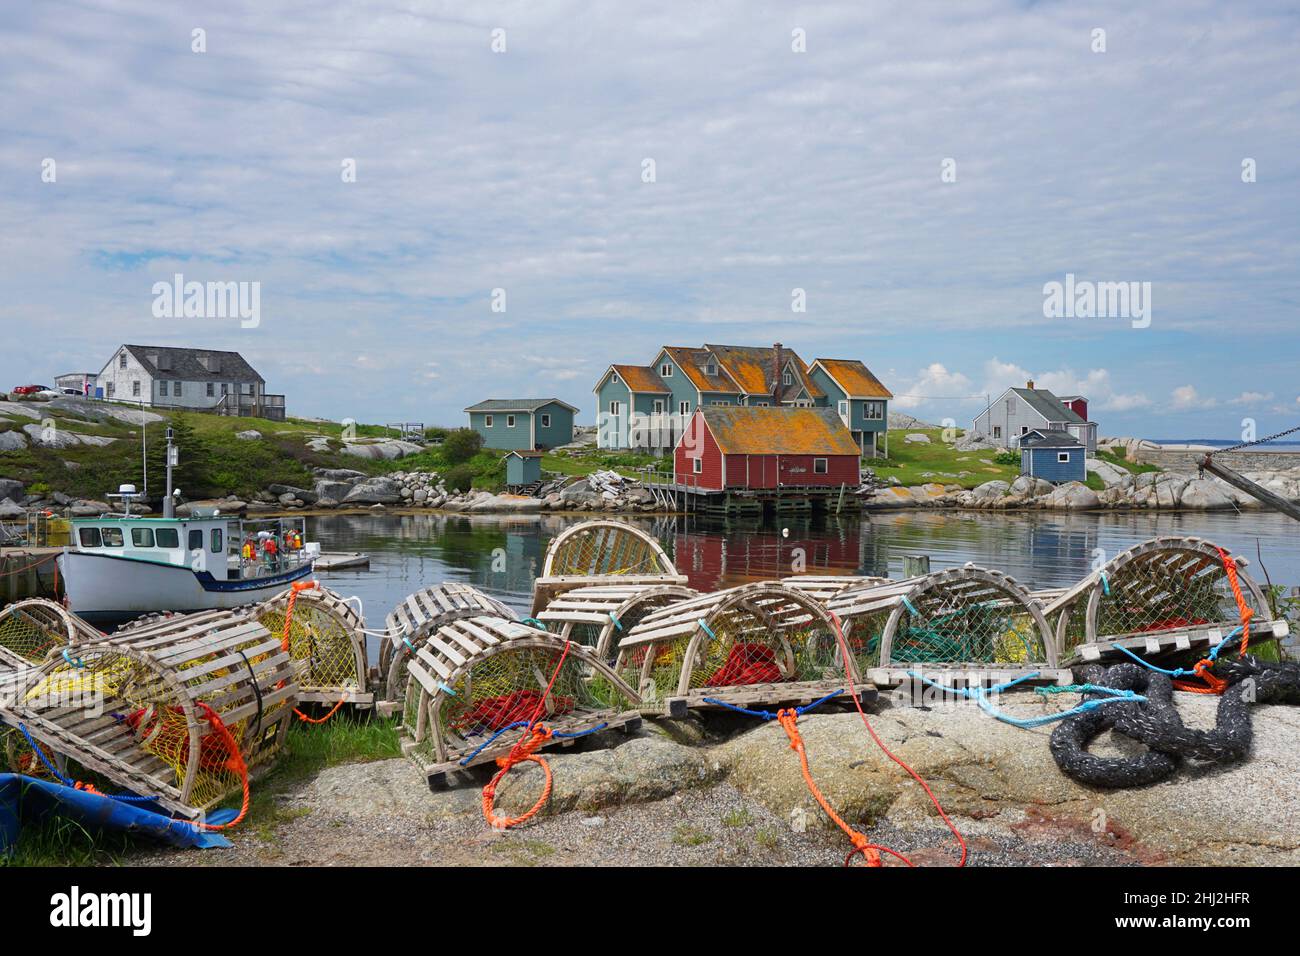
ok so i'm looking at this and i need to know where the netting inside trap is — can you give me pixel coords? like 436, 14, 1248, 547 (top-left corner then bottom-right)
256, 588, 366, 698
0, 599, 89, 665
543, 521, 676, 577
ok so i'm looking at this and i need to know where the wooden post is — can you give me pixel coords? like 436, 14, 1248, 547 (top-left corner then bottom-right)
903, 554, 931, 577
1199, 455, 1300, 523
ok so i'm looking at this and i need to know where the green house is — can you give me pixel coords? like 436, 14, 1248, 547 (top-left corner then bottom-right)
464, 398, 578, 451
504, 449, 544, 487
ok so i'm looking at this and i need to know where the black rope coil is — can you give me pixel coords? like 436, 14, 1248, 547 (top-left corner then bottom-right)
1049, 656, 1300, 788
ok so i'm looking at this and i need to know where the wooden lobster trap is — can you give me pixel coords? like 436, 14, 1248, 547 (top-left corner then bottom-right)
399, 615, 642, 788
0, 598, 102, 668
1040, 536, 1284, 666
378, 583, 517, 711
535, 583, 698, 661
255, 584, 372, 709
780, 575, 891, 604
614, 581, 871, 717
0, 612, 296, 819
825, 566, 1068, 689
531, 520, 687, 614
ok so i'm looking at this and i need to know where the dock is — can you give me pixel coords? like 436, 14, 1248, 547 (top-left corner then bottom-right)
640, 478, 860, 518
314, 552, 371, 571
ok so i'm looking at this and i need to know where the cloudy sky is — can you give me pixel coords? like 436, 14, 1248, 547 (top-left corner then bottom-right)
2, 0, 1297, 438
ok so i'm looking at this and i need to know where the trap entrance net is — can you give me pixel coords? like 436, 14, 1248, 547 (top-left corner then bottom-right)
255, 585, 371, 708
0, 599, 101, 668
1041, 536, 1282, 665
379, 583, 517, 709
826, 566, 1064, 688
535, 583, 698, 661
614, 582, 862, 716
399, 616, 642, 787
1, 612, 296, 818
532, 520, 687, 614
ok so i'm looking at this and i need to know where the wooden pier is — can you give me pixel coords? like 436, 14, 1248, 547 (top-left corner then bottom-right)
640, 478, 860, 519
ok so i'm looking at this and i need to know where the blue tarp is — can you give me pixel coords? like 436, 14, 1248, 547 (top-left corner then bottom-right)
0, 773, 233, 852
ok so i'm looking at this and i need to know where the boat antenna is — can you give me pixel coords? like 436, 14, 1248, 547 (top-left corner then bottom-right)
163, 425, 177, 518
140, 400, 148, 499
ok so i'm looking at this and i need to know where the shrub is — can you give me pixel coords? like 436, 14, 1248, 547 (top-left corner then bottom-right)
993, 451, 1019, 466
443, 463, 477, 493
443, 428, 484, 464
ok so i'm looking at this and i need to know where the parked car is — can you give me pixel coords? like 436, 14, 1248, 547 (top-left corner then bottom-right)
12, 384, 49, 395
60, 388, 83, 396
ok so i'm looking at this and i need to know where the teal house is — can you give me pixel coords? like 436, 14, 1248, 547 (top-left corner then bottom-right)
464, 398, 578, 451
504, 449, 545, 488
806, 359, 893, 458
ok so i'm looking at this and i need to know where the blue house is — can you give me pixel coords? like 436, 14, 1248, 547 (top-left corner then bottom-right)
1019, 429, 1087, 483
464, 398, 578, 451
504, 449, 544, 488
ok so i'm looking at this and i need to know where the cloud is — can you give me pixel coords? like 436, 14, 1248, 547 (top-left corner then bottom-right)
1228, 391, 1273, 405
1171, 385, 1217, 411
892, 363, 974, 410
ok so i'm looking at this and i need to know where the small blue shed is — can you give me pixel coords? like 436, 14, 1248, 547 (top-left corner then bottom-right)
1019, 429, 1087, 483
504, 449, 544, 488
464, 398, 578, 451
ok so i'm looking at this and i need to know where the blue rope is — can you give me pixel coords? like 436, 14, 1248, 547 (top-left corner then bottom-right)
401, 637, 415, 654
1100, 571, 1110, 596
701, 689, 843, 722
436, 682, 458, 697
698, 619, 717, 641
1109, 625, 1243, 677
458, 720, 530, 765
901, 596, 919, 616
521, 617, 545, 630
17, 723, 158, 802
608, 612, 623, 631
552, 722, 608, 739
61, 648, 84, 668
905, 672, 1146, 729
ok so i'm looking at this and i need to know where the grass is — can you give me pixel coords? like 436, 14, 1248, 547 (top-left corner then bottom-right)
721, 807, 752, 828
2, 712, 401, 867
1095, 448, 1161, 476
672, 823, 713, 847
868, 429, 1021, 489
753, 827, 780, 849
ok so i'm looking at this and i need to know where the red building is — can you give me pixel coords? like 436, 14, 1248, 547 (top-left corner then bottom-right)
674, 406, 861, 492
1059, 395, 1089, 421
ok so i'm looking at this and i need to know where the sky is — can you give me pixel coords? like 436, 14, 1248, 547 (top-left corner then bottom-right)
1, 0, 1298, 438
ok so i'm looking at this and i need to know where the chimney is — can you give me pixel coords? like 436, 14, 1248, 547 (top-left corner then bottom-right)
772, 342, 784, 404
1026, 379, 1034, 390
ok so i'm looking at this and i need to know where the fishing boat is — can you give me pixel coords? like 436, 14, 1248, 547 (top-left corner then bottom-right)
56, 427, 317, 623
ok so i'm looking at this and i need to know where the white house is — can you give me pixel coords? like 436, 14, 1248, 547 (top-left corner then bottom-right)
97, 345, 285, 420
973, 381, 1096, 452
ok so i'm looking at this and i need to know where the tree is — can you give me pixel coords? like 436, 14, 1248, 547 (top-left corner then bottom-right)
443, 428, 484, 464
443, 463, 477, 493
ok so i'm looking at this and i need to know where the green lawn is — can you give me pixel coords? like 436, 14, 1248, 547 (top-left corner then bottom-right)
867, 429, 1022, 489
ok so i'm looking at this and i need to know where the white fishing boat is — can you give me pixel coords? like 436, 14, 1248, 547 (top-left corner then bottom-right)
57, 427, 317, 623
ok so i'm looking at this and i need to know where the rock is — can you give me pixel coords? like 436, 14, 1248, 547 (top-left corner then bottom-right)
467, 493, 544, 513
314, 479, 355, 502
342, 477, 403, 505
0, 431, 28, 451
176, 499, 245, 517
315, 497, 340, 509
413, 488, 428, 503
235, 430, 262, 441
1042, 481, 1101, 510
278, 492, 298, 506
1086, 457, 1130, 488
0, 498, 24, 519
0, 478, 24, 500
315, 468, 367, 481
45, 396, 164, 425
953, 431, 999, 451
21, 424, 79, 449
306, 437, 333, 453
903, 433, 931, 444
1008, 475, 1053, 498
1179, 478, 1235, 510
0, 403, 43, 420
268, 483, 319, 505
971, 480, 1011, 500
340, 439, 422, 461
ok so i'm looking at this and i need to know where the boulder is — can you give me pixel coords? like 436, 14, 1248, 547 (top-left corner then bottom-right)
1008, 475, 1053, 498
45, 396, 163, 425
1179, 478, 1235, 510
315, 497, 340, 509
315, 468, 367, 481
22, 424, 81, 449
235, 430, 262, 441
268, 484, 319, 505
903, 433, 931, 444
0, 431, 28, 451
952, 431, 999, 452
340, 439, 422, 461
342, 476, 403, 505
314, 479, 355, 501
0, 478, 24, 500
971, 479, 1011, 500
1086, 457, 1131, 488
0, 498, 24, 519
1042, 481, 1100, 510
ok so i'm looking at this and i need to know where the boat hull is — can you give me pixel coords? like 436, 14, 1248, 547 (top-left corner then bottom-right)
57, 550, 314, 625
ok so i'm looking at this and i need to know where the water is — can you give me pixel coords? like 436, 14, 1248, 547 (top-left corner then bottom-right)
306, 510, 1300, 632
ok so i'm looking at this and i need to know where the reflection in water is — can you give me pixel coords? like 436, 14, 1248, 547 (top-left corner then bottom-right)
307, 509, 1300, 656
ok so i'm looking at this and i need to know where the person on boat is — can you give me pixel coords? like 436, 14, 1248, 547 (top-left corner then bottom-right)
241, 535, 257, 578
260, 531, 279, 571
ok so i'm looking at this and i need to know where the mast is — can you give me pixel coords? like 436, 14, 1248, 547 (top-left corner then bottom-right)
163, 425, 177, 519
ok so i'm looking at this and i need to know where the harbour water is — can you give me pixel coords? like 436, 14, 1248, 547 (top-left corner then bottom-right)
307, 510, 1300, 639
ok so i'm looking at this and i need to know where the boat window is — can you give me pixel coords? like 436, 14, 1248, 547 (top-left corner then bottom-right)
188, 530, 203, 551
155, 528, 179, 548
131, 527, 155, 548
78, 527, 102, 548
211, 528, 223, 553
101, 527, 124, 547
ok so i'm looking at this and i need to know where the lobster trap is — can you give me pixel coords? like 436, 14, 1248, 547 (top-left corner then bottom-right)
614, 582, 870, 716
780, 575, 891, 604
398, 615, 642, 788
0, 598, 101, 668
255, 585, 372, 708
825, 566, 1067, 689
1041, 536, 1284, 665
535, 583, 699, 661
531, 520, 687, 614
378, 583, 517, 710
0, 612, 296, 818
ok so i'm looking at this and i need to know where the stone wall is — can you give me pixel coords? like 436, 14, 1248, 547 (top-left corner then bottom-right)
1131, 449, 1300, 472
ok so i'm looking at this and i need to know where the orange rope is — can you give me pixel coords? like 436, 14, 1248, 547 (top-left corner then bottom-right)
479, 640, 573, 830
274, 579, 346, 723
0, 553, 60, 577
191, 701, 250, 830
1172, 548, 1253, 695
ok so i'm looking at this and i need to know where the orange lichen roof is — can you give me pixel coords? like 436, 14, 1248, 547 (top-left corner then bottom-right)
697, 406, 860, 455
611, 365, 670, 393
812, 359, 893, 399
705, 344, 824, 399
662, 347, 737, 392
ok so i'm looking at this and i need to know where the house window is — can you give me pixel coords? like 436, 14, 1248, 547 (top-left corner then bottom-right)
506, 415, 516, 428
993, 426, 1002, 438
221, 383, 228, 395
107, 382, 115, 397
705, 363, 717, 376
783, 371, 792, 386
653, 400, 664, 414
173, 381, 182, 397
660, 364, 673, 378
119, 353, 127, 369
485, 415, 494, 427
609, 402, 619, 417
1057, 452, 1071, 463
755, 401, 769, 407
159, 381, 168, 397
693, 458, 702, 474
1006, 398, 1014, 413
813, 458, 828, 474
678, 401, 689, 416
207, 383, 215, 397
863, 401, 884, 420
131, 527, 155, 548
132, 380, 140, 397
540, 414, 551, 427
838, 400, 848, 419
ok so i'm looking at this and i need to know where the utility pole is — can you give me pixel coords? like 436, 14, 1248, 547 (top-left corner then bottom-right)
141, 401, 148, 499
